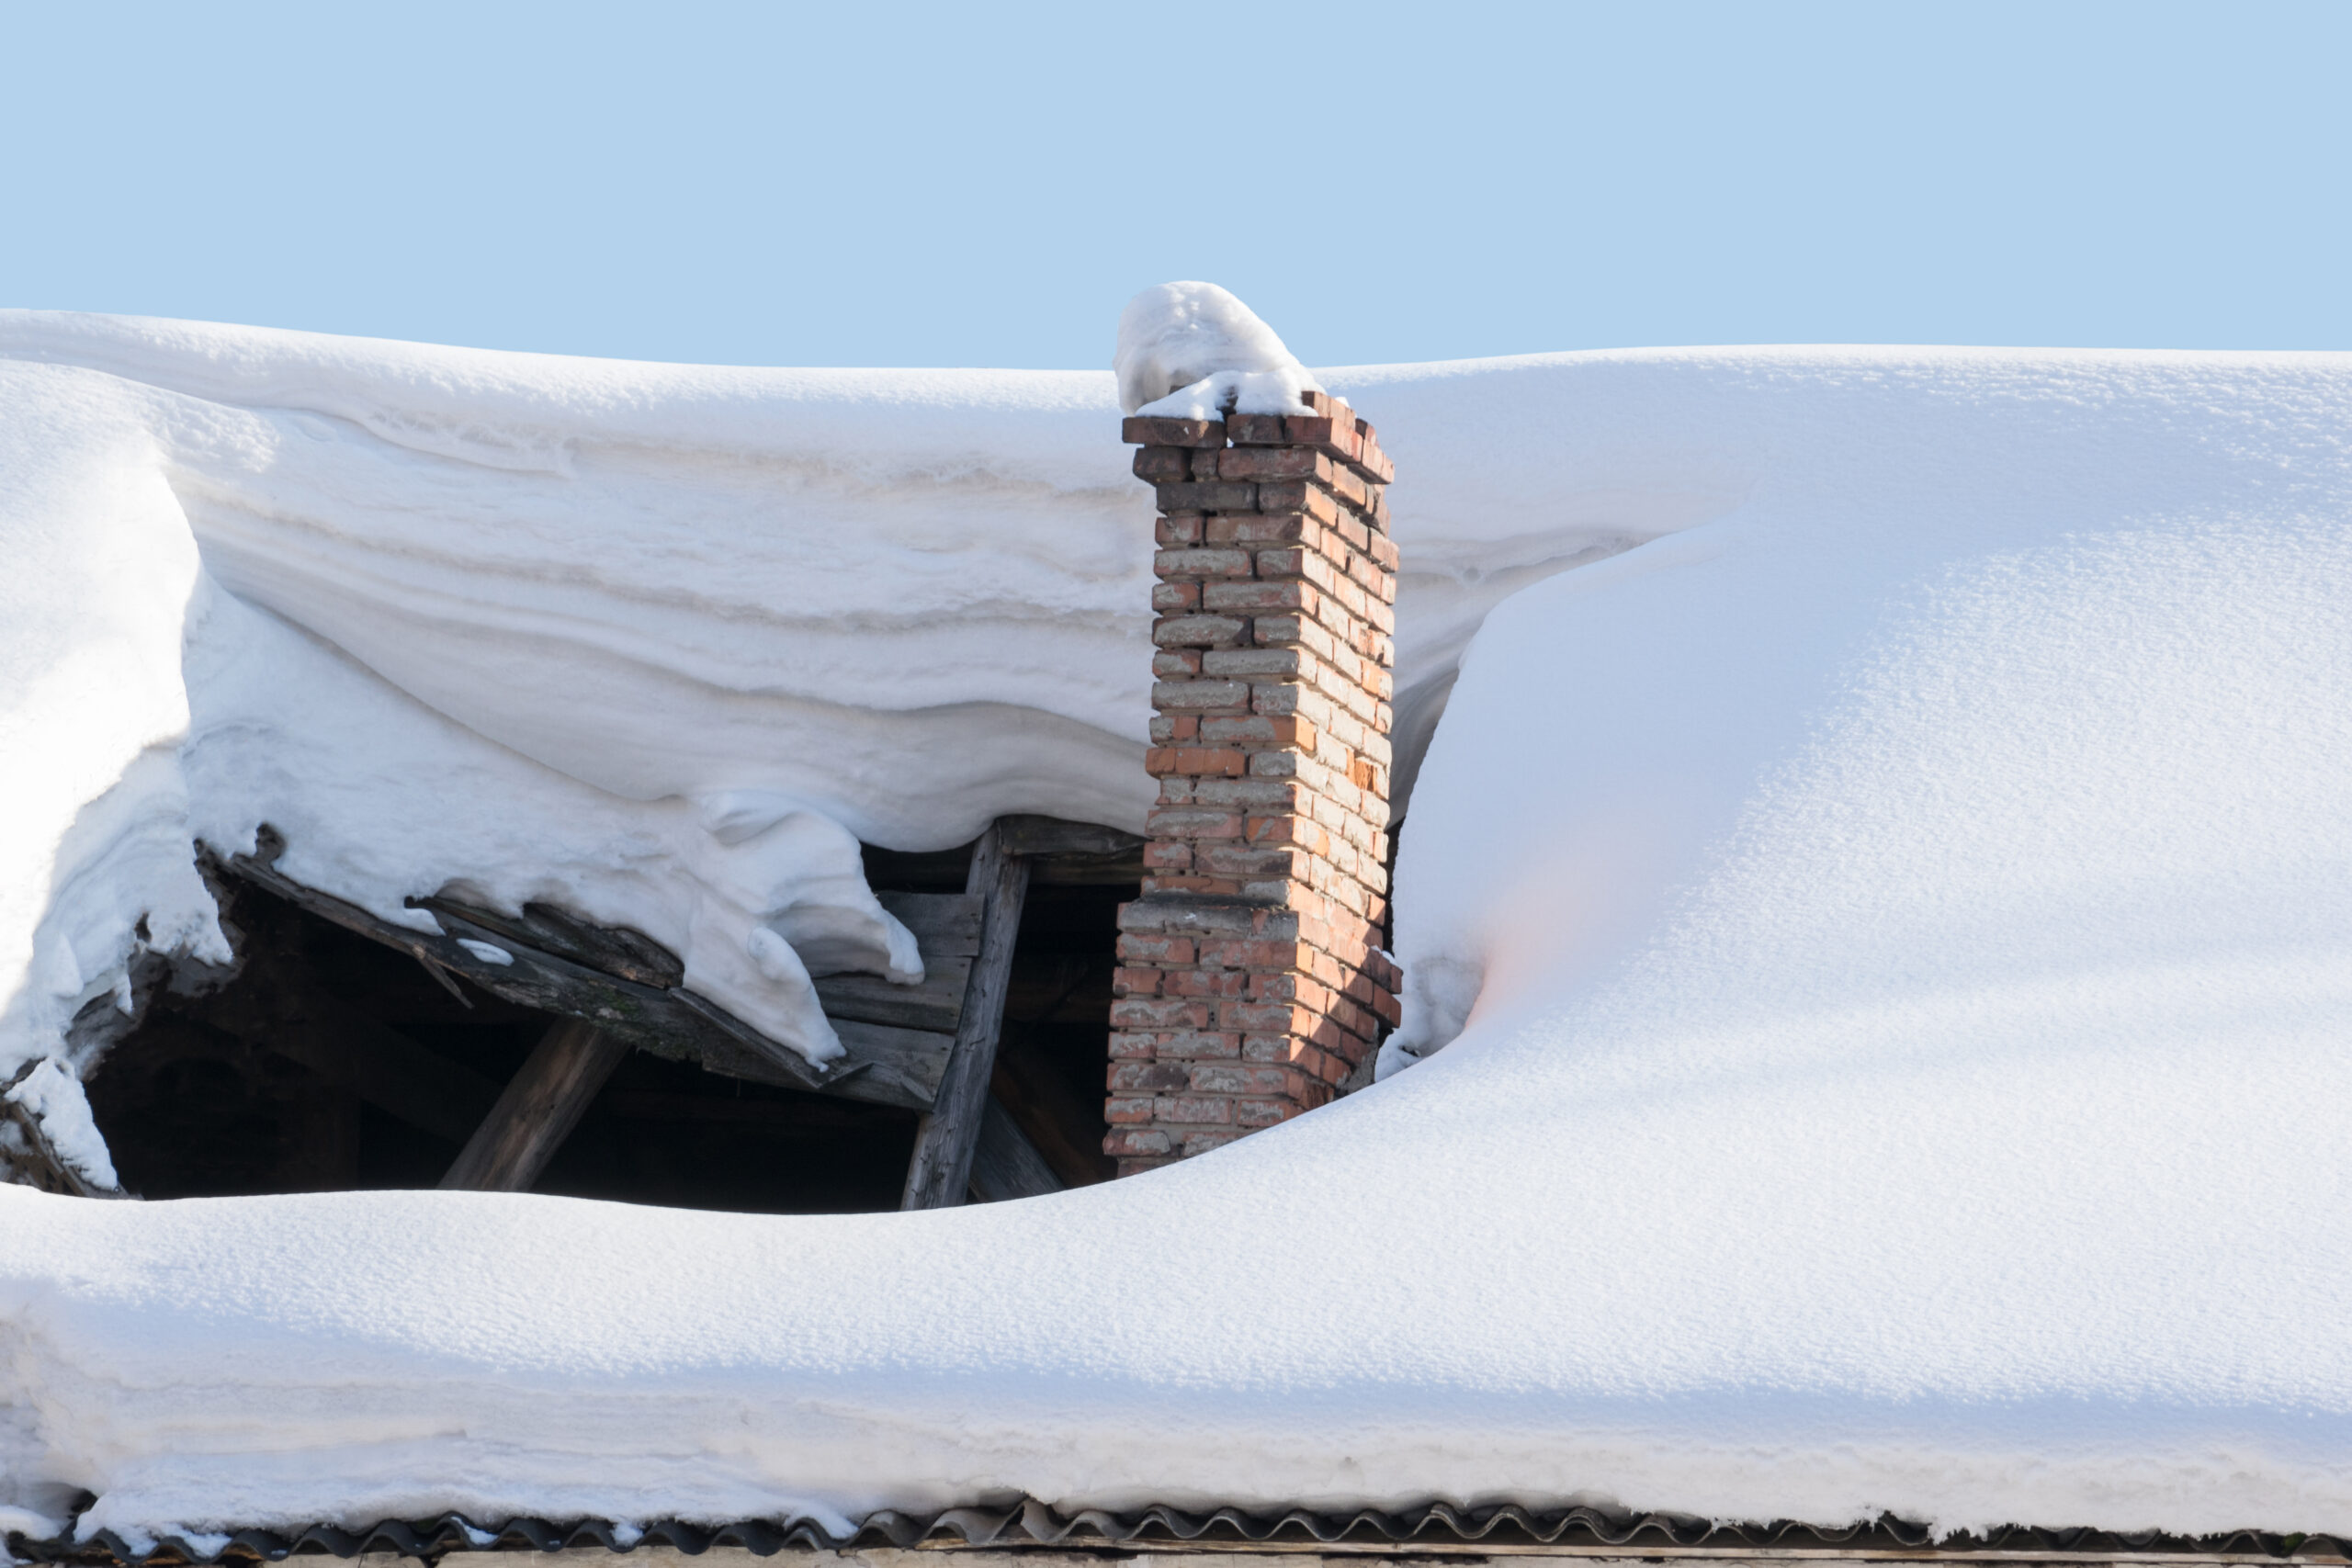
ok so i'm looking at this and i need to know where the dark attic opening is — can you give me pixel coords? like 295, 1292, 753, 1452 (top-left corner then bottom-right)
78, 818, 1133, 1213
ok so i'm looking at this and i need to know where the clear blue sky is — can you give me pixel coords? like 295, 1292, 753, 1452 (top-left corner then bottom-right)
4, 2, 2345, 369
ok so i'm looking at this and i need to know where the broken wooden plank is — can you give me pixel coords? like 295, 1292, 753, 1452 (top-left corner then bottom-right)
217, 843, 937, 1111
899, 819, 1032, 1210
967, 1095, 1063, 1203
666, 987, 833, 1097
813, 957, 972, 1033
439, 1018, 631, 1192
416, 894, 684, 988
689, 1012, 955, 1113
827, 1020, 956, 1109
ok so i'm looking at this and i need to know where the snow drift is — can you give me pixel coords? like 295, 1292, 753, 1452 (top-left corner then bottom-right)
0, 308, 1654, 1144
4, 312, 2352, 1543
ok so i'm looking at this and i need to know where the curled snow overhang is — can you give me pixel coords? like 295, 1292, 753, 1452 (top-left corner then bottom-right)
15, 1500, 2351, 1566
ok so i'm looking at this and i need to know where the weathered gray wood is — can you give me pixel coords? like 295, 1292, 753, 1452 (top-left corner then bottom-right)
688, 1013, 956, 1112
218, 844, 932, 1110
871, 891, 983, 956
813, 955, 973, 1033
995, 815, 1145, 858
827, 1019, 957, 1107
966, 1095, 1063, 1203
439, 1018, 631, 1191
668, 987, 833, 1096
418, 894, 684, 987
413, 952, 473, 1007
900, 820, 1032, 1210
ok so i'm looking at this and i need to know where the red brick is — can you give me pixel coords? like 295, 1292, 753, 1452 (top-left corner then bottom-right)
1156, 1031, 1241, 1059
1181, 1130, 1239, 1157
1217, 446, 1338, 484
1201, 579, 1317, 615
1209, 512, 1313, 547
1110, 1062, 1193, 1093
1115, 934, 1194, 965
1195, 938, 1307, 971
1196, 843, 1300, 880
1253, 480, 1343, 525
1152, 678, 1250, 711
1144, 746, 1246, 778
1188, 1063, 1296, 1097
1104, 1097, 1159, 1125
1110, 965, 1163, 997
1154, 547, 1255, 579
1123, 416, 1224, 447
1197, 714, 1317, 750
1104, 1127, 1175, 1156
1135, 447, 1194, 484
1226, 999, 1317, 1033
1245, 814, 1330, 851
1240, 1032, 1297, 1063
1156, 480, 1257, 513
1323, 993, 1374, 1043
1109, 996, 1211, 1031
1145, 805, 1244, 839
1152, 615, 1246, 647
1249, 970, 1334, 1011
1144, 874, 1245, 897
1221, 412, 1289, 446
1160, 967, 1250, 998
1200, 646, 1306, 680
1156, 1095, 1232, 1125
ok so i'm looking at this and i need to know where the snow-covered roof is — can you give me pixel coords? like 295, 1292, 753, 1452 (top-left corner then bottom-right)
5, 313, 2352, 1551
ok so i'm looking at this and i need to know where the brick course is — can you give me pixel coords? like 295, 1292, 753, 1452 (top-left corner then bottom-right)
1108, 389, 1402, 1177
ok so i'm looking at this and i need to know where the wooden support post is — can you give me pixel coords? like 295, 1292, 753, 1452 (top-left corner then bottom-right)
967, 1098, 1063, 1204
439, 1018, 630, 1192
899, 820, 1031, 1210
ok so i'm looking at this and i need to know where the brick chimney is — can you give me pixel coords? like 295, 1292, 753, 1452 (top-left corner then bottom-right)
1106, 390, 1404, 1176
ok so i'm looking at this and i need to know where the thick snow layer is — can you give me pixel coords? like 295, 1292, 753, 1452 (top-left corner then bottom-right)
5, 325, 2351, 1541
0, 310, 1645, 1108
